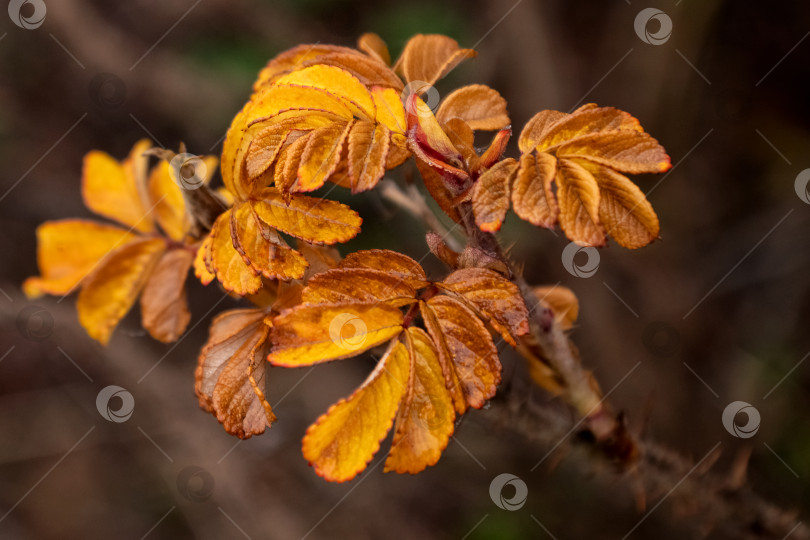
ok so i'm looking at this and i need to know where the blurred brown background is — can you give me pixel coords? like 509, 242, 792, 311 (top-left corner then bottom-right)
1, 0, 809, 538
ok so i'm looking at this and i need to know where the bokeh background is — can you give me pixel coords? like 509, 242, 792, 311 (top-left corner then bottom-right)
1, 0, 809, 538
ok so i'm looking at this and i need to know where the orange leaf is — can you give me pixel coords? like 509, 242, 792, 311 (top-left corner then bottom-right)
147, 161, 187, 241
414, 157, 463, 223
436, 84, 509, 131
583, 161, 660, 248
140, 248, 193, 343
384, 327, 455, 474
269, 303, 404, 366
195, 308, 276, 438
406, 94, 468, 181
308, 52, 403, 89
230, 203, 308, 280
396, 34, 476, 86
472, 158, 517, 232
339, 249, 427, 288
533, 285, 579, 330
273, 65, 376, 120
358, 32, 391, 65
518, 110, 567, 154
253, 44, 358, 89
302, 339, 409, 482
297, 122, 353, 192
245, 116, 336, 180
440, 267, 529, 346
248, 85, 354, 125
209, 211, 262, 296
421, 295, 501, 409
82, 140, 154, 232
512, 151, 558, 228
347, 120, 391, 193
556, 130, 671, 174
77, 237, 166, 345
556, 158, 605, 246
251, 188, 362, 245
273, 130, 312, 194
302, 268, 417, 305
535, 105, 644, 153
24, 220, 138, 298
418, 299, 466, 414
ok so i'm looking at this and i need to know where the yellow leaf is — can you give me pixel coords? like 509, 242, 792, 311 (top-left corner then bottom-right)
556, 158, 605, 246
309, 52, 403, 89
436, 84, 510, 131
385, 328, 455, 474
269, 303, 404, 367
251, 188, 362, 245
302, 340, 409, 482
140, 248, 193, 343
396, 34, 476, 86
147, 161, 187, 241
518, 110, 567, 154
358, 32, 391, 64
245, 115, 338, 180
512, 151, 558, 228
421, 296, 501, 409
440, 267, 530, 346
339, 249, 428, 288
347, 120, 391, 193
77, 237, 166, 345
371, 87, 407, 134
194, 235, 215, 285
81, 140, 154, 232
471, 158, 517, 232
248, 85, 354, 125
195, 308, 276, 438
273, 131, 312, 195
209, 211, 262, 296
230, 203, 308, 280
302, 268, 417, 305
24, 220, 138, 298
273, 65, 376, 120
253, 44, 357, 89
297, 122, 353, 192
535, 105, 644, 153
583, 161, 661, 248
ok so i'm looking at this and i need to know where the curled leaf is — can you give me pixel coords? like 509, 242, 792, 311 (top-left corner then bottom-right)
436, 84, 509, 131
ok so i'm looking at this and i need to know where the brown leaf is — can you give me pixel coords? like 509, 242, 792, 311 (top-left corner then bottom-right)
140, 248, 194, 343
421, 295, 501, 409
396, 34, 477, 86
209, 211, 262, 296
512, 151, 558, 228
339, 249, 428, 288
414, 157, 462, 223
297, 122, 353, 192
535, 105, 644, 152
556, 130, 671, 174
357, 32, 391, 65
472, 158, 517, 232
518, 109, 568, 154
302, 267, 417, 305
582, 161, 660, 248
230, 203, 308, 280
419, 299, 467, 414
347, 120, 391, 193
274, 131, 313, 195
440, 267, 529, 346
556, 158, 605, 246
195, 309, 276, 438
436, 84, 509, 130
